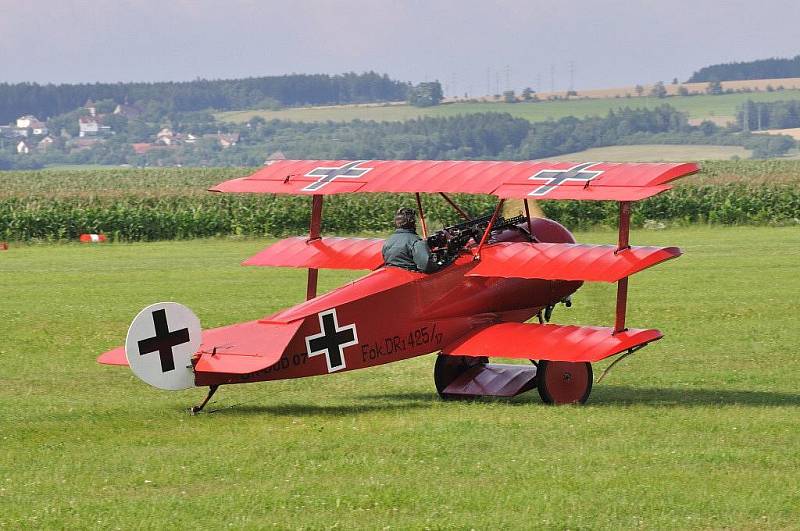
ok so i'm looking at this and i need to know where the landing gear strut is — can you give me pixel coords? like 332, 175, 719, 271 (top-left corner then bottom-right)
190, 385, 220, 415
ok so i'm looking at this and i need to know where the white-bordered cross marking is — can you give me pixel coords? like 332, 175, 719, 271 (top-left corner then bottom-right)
527, 162, 604, 196
302, 161, 373, 192
304, 309, 358, 373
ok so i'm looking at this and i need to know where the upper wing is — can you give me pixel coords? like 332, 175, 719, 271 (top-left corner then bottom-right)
469, 242, 681, 282
243, 236, 384, 270
443, 322, 662, 363
211, 160, 699, 201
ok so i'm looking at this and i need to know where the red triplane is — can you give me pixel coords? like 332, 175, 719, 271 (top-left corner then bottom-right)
98, 160, 699, 411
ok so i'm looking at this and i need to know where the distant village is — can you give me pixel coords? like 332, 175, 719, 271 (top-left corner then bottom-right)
1, 100, 239, 157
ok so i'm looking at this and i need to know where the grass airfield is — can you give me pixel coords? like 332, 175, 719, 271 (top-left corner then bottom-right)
2, 226, 800, 528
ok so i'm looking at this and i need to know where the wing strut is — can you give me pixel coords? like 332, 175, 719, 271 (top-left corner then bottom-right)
415, 193, 428, 238
475, 199, 505, 259
306, 194, 323, 300
439, 192, 472, 221
614, 201, 631, 333
523, 198, 535, 241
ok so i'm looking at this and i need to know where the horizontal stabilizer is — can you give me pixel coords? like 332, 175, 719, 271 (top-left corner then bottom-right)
443, 322, 663, 363
194, 319, 303, 374
97, 320, 303, 375
98, 346, 127, 366
469, 242, 680, 282
244, 237, 384, 270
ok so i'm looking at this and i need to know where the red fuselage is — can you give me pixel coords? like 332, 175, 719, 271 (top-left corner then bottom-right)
195, 219, 581, 387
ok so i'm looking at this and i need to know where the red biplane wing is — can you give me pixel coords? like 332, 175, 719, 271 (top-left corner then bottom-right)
211, 160, 699, 201
244, 237, 384, 270
443, 322, 663, 363
469, 243, 681, 282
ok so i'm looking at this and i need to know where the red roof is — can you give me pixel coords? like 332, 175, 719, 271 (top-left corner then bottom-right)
131, 143, 153, 154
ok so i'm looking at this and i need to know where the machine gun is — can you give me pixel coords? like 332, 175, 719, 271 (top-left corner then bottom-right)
427, 213, 527, 267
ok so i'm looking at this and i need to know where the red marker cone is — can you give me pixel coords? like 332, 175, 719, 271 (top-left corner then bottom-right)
79, 234, 107, 243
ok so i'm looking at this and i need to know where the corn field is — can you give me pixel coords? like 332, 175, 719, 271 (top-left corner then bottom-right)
1, 162, 799, 242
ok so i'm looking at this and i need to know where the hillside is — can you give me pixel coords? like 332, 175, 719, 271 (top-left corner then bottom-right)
468, 77, 800, 102
217, 88, 800, 125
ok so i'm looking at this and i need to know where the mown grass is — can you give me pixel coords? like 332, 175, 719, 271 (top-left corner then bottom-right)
217, 90, 800, 124
1, 226, 799, 528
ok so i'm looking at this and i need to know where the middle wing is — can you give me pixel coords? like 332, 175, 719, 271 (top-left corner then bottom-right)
443, 322, 663, 363
470, 242, 680, 282
244, 236, 385, 270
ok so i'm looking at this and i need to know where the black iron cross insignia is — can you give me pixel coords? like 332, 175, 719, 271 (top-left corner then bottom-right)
137, 309, 190, 372
302, 161, 373, 191
305, 309, 358, 373
528, 162, 604, 196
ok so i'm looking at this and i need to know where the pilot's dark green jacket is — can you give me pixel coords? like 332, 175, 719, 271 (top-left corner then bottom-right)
382, 228, 436, 272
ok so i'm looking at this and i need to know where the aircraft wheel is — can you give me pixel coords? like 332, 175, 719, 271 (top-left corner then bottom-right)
434, 354, 487, 399
536, 360, 593, 405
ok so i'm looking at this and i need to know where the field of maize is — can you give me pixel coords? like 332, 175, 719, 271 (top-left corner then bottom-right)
1, 161, 799, 241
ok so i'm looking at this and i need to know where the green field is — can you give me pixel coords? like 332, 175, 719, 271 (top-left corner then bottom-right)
2, 226, 800, 528
549, 144, 753, 162
217, 90, 800, 124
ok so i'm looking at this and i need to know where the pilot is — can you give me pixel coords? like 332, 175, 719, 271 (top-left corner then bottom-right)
382, 207, 438, 273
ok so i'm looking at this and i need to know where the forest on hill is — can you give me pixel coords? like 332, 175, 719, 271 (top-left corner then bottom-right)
688, 55, 800, 82
0, 72, 410, 123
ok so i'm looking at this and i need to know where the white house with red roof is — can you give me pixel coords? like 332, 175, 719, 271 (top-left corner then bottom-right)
79, 116, 99, 137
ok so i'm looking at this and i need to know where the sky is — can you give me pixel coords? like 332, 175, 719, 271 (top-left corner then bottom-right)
2, 0, 799, 96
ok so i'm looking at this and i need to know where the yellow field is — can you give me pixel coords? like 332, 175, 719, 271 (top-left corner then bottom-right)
470, 77, 800, 101
753, 127, 800, 140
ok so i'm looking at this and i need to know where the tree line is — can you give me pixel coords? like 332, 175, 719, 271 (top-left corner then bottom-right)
0, 72, 411, 123
688, 55, 800, 83
738, 100, 800, 131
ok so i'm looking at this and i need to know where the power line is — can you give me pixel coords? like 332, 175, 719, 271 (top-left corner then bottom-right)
568, 61, 575, 91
